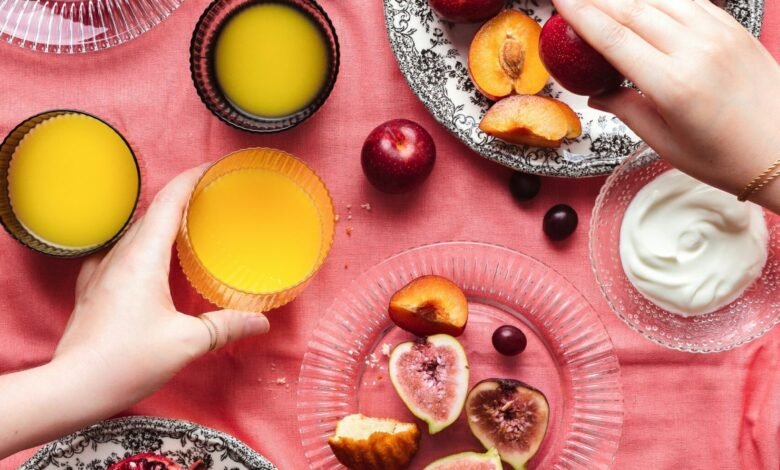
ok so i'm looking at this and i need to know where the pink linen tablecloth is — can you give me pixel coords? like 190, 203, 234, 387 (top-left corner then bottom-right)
1, 1, 779, 468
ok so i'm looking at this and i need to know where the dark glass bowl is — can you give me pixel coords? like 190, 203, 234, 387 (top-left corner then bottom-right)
0, 110, 141, 258
190, 0, 340, 133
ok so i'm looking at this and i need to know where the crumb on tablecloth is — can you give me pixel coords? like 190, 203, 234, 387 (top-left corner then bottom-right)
381, 343, 392, 357
346, 227, 353, 236
360, 203, 372, 211
275, 377, 287, 386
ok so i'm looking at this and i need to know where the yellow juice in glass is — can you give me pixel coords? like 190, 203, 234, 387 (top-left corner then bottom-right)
213, 2, 329, 118
187, 169, 322, 293
7, 113, 139, 250
178, 148, 334, 311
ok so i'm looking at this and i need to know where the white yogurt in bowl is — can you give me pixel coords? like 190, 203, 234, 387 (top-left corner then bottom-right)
619, 169, 768, 317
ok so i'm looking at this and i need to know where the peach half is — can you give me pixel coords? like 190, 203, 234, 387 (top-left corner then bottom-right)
479, 95, 582, 148
469, 9, 550, 100
388, 275, 469, 337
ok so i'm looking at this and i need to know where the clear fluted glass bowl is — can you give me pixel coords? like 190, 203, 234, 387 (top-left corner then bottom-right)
176, 147, 335, 312
298, 241, 623, 469
590, 145, 780, 353
189, 0, 339, 133
0, 0, 184, 54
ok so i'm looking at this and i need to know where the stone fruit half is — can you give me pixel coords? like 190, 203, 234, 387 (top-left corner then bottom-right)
108, 453, 193, 470
469, 10, 550, 99
466, 379, 550, 470
423, 448, 503, 470
479, 95, 581, 148
389, 275, 469, 337
389, 334, 470, 434
328, 414, 421, 470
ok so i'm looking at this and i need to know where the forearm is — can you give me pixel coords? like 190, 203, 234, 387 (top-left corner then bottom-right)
0, 354, 128, 459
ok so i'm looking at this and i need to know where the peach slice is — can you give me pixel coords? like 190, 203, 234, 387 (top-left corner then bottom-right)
479, 95, 581, 148
389, 275, 468, 337
469, 10, 550, 100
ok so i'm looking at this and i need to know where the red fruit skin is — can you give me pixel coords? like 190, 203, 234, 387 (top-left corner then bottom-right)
361, 119, 436, 194
108, 453, 182, 470
389, 307, 466, 337
428, 0, 507, 23
539, 14, 624, 96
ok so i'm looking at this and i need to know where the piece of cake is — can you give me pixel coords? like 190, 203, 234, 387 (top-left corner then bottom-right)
328, 414, 420, 470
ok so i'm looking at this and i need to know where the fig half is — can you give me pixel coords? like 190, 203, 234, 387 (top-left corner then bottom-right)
389, 334, 469, 434
466, 379, 550, 470
423, 448, 502, 470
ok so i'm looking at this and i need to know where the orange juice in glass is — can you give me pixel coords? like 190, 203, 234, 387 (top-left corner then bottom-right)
177, 148, 334, 311
0, 110, 140, 257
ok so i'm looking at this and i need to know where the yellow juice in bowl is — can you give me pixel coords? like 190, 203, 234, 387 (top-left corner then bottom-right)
213, 2, 330, 118
5, 113, 139, 251
178, 148, 334, 311
187, 169, 322, 293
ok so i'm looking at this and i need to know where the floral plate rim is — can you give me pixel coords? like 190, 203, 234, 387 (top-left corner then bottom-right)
20, 415, 276, 470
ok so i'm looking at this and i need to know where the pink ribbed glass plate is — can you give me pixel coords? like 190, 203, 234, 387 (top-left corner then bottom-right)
297, 242, 623, 469
0, 0, 183, 53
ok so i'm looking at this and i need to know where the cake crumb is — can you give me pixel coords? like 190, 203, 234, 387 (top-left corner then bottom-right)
346, 204, 352, 210
344, 264, 349, 270
257, 378, 263, 383
347, 214, 353, 221
381, 343, 392, 357
346, 227, 353, 236
335, 214, 340, 222
360, 203, 372, 211
275, 377, 287, 386
365, 353, 379, 368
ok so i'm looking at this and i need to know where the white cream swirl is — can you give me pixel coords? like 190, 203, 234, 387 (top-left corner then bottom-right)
620, 170, 768, 317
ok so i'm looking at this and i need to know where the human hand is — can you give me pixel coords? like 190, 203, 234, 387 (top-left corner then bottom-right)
53, 164, 270, 411
553, 0, 780, 209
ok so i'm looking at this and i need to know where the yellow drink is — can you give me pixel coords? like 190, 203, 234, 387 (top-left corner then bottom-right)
7, 114, 139, 249
187, 168, 322, 293
214, 3, 330, 118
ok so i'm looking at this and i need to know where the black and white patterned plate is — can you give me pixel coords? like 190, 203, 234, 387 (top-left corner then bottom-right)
21, 416, 276, 470
383, 0, 764, 177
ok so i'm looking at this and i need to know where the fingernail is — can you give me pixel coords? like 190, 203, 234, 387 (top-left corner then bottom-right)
244, 315, 270, 335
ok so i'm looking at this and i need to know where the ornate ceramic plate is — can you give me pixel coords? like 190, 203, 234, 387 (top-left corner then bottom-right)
298, 242, 623, 469
383, 0, 764, 177
0, 0, 184, 53
21, 416, 276, 470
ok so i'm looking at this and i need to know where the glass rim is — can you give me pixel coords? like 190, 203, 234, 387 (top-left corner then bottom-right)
0, 109, 141, 258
